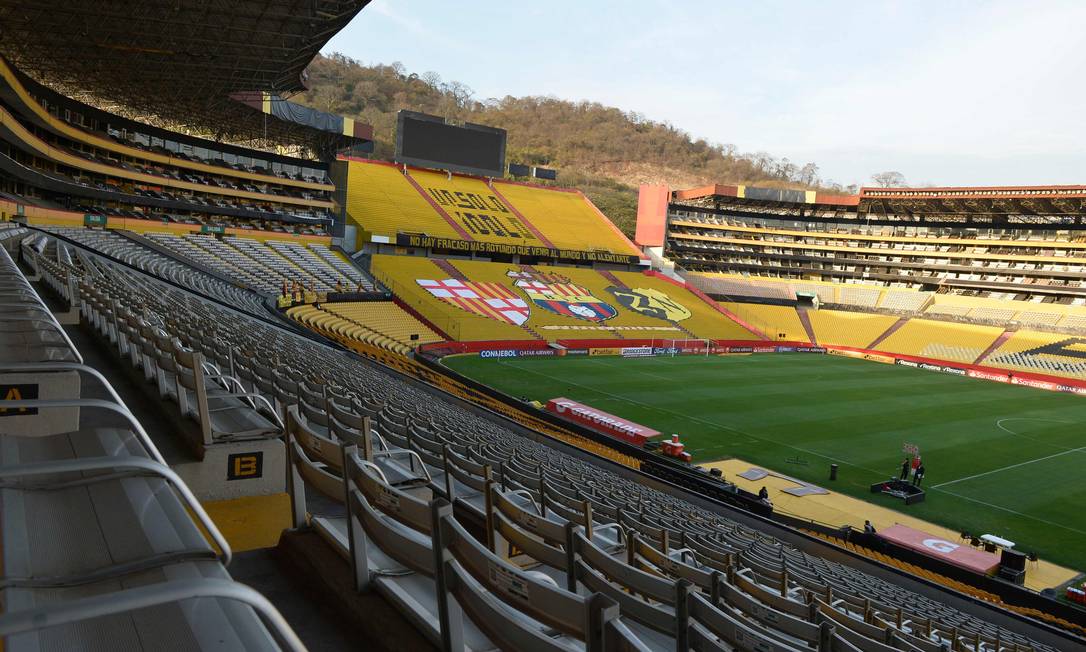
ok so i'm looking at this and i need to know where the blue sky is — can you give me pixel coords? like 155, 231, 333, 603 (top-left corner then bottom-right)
323, 1, 1086, 188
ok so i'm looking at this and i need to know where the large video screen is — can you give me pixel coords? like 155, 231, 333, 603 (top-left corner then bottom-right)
395, 110, 506, 177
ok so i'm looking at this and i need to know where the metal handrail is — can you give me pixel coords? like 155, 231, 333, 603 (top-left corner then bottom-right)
0, 247, 83, 363
0, 455, 232, 566
0, 393, 166, 466
0, 578, 305, 652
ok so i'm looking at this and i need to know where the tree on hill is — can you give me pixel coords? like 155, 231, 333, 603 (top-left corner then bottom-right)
871, 171, 907, 187
299, 53, 834, 236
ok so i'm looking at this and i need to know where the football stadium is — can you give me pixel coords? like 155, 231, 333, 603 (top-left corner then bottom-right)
0, 2, 1084, 651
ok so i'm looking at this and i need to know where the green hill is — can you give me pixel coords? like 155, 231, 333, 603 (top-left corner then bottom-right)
300, 53, 845, 235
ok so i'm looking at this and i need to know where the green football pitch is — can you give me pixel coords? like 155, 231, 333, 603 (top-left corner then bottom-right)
444, 352, 1086, 570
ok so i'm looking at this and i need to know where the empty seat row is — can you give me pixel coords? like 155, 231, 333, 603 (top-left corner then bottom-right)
1, 243, 302, 650
28, 228, 1062, 652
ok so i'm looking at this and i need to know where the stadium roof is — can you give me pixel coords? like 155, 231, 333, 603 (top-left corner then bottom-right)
671, 183, 1086, 218
0, 0, 370, 152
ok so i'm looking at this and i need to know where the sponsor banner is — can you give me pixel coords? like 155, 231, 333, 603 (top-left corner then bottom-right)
775, 346, 827, 354
966, 369, 1010, 383
521, 349, 558, 357
396, 233, 639, 264
564, 348, 589, 356
1010, 376, 1057, 392
590, 347, 621, 356
545, 397, 659, 445
621, 346, 654, 358
479, 348, 557, 359
878, 524, 1000, 575
753, 347, 775, 353
725, 346, 753, 354
897, 359, 967, 376
540, 325, 681, 332
855, 351, 895, 364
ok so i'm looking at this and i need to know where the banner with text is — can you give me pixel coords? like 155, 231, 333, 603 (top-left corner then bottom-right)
396, 233, 639, 264
545, 397, 659, 446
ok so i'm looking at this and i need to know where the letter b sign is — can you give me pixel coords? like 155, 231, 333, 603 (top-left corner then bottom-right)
227, 452, 263, 480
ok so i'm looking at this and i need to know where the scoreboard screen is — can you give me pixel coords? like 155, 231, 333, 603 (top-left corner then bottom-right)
395, 110, 506, 178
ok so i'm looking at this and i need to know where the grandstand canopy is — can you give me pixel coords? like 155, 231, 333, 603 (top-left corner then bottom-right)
858, 185, 1086, 217
0, 0, 370, 152
669, 183, 1086, 224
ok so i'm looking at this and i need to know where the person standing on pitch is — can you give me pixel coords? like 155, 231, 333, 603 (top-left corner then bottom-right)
900, 457, 910, 481
913, 462, 925, 487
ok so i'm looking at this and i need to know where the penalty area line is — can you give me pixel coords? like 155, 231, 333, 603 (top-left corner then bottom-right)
932, 444, 1086, 489
932, 487, 1086, 536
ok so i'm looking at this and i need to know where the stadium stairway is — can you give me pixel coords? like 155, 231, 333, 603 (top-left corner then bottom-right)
866, 316, 910, 350
797, 307, 818, 345
973, 329, 1014, 365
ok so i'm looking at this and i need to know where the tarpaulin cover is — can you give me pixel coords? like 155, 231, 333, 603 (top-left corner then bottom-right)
878, 524, 1000, 575
545, 397, 659, 446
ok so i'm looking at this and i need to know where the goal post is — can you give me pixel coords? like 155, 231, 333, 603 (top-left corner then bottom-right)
659, 338, 712, 357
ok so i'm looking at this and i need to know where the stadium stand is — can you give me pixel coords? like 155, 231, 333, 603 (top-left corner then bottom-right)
24, 226, 1073, 652
685, 272, 798, 301
0, 242, 303, 650
3, 0, 1085, 640
140, 232, 372, 294
875, 319, 1005, 364
35, 227, 269, 315
806, 310, 900, 349
837, 284, 883, 309
0, 57, 338, 228
984, 330, 1086, 380
655, 185, 1086, 304
344, 159, 642, 258
720, 302, 808, 342
370, 254, 757, 343
287, 301, 443, 355
878, 288, 932, 313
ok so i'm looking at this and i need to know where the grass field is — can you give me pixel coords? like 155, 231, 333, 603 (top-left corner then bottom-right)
444, 352, 1086, 570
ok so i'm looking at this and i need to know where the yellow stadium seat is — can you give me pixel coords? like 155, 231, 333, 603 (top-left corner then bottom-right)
876, 319, 1003, 363
806, 310, 900, 349
344, 159, 641, 257
369, 255, 759, 343
288, 300, 443, 355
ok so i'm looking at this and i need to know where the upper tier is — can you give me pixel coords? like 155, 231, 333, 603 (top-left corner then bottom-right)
344, 158, 642, 262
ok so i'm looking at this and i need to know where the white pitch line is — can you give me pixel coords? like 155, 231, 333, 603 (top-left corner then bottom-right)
932, 444, 1086, 489
933, 487, 1086, 536
995, 417, 1069, 436
994, 417, 1076, 451
502, 360, 1086, 534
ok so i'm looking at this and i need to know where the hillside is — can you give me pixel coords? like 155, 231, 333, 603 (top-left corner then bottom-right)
299, 54, 845, 236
